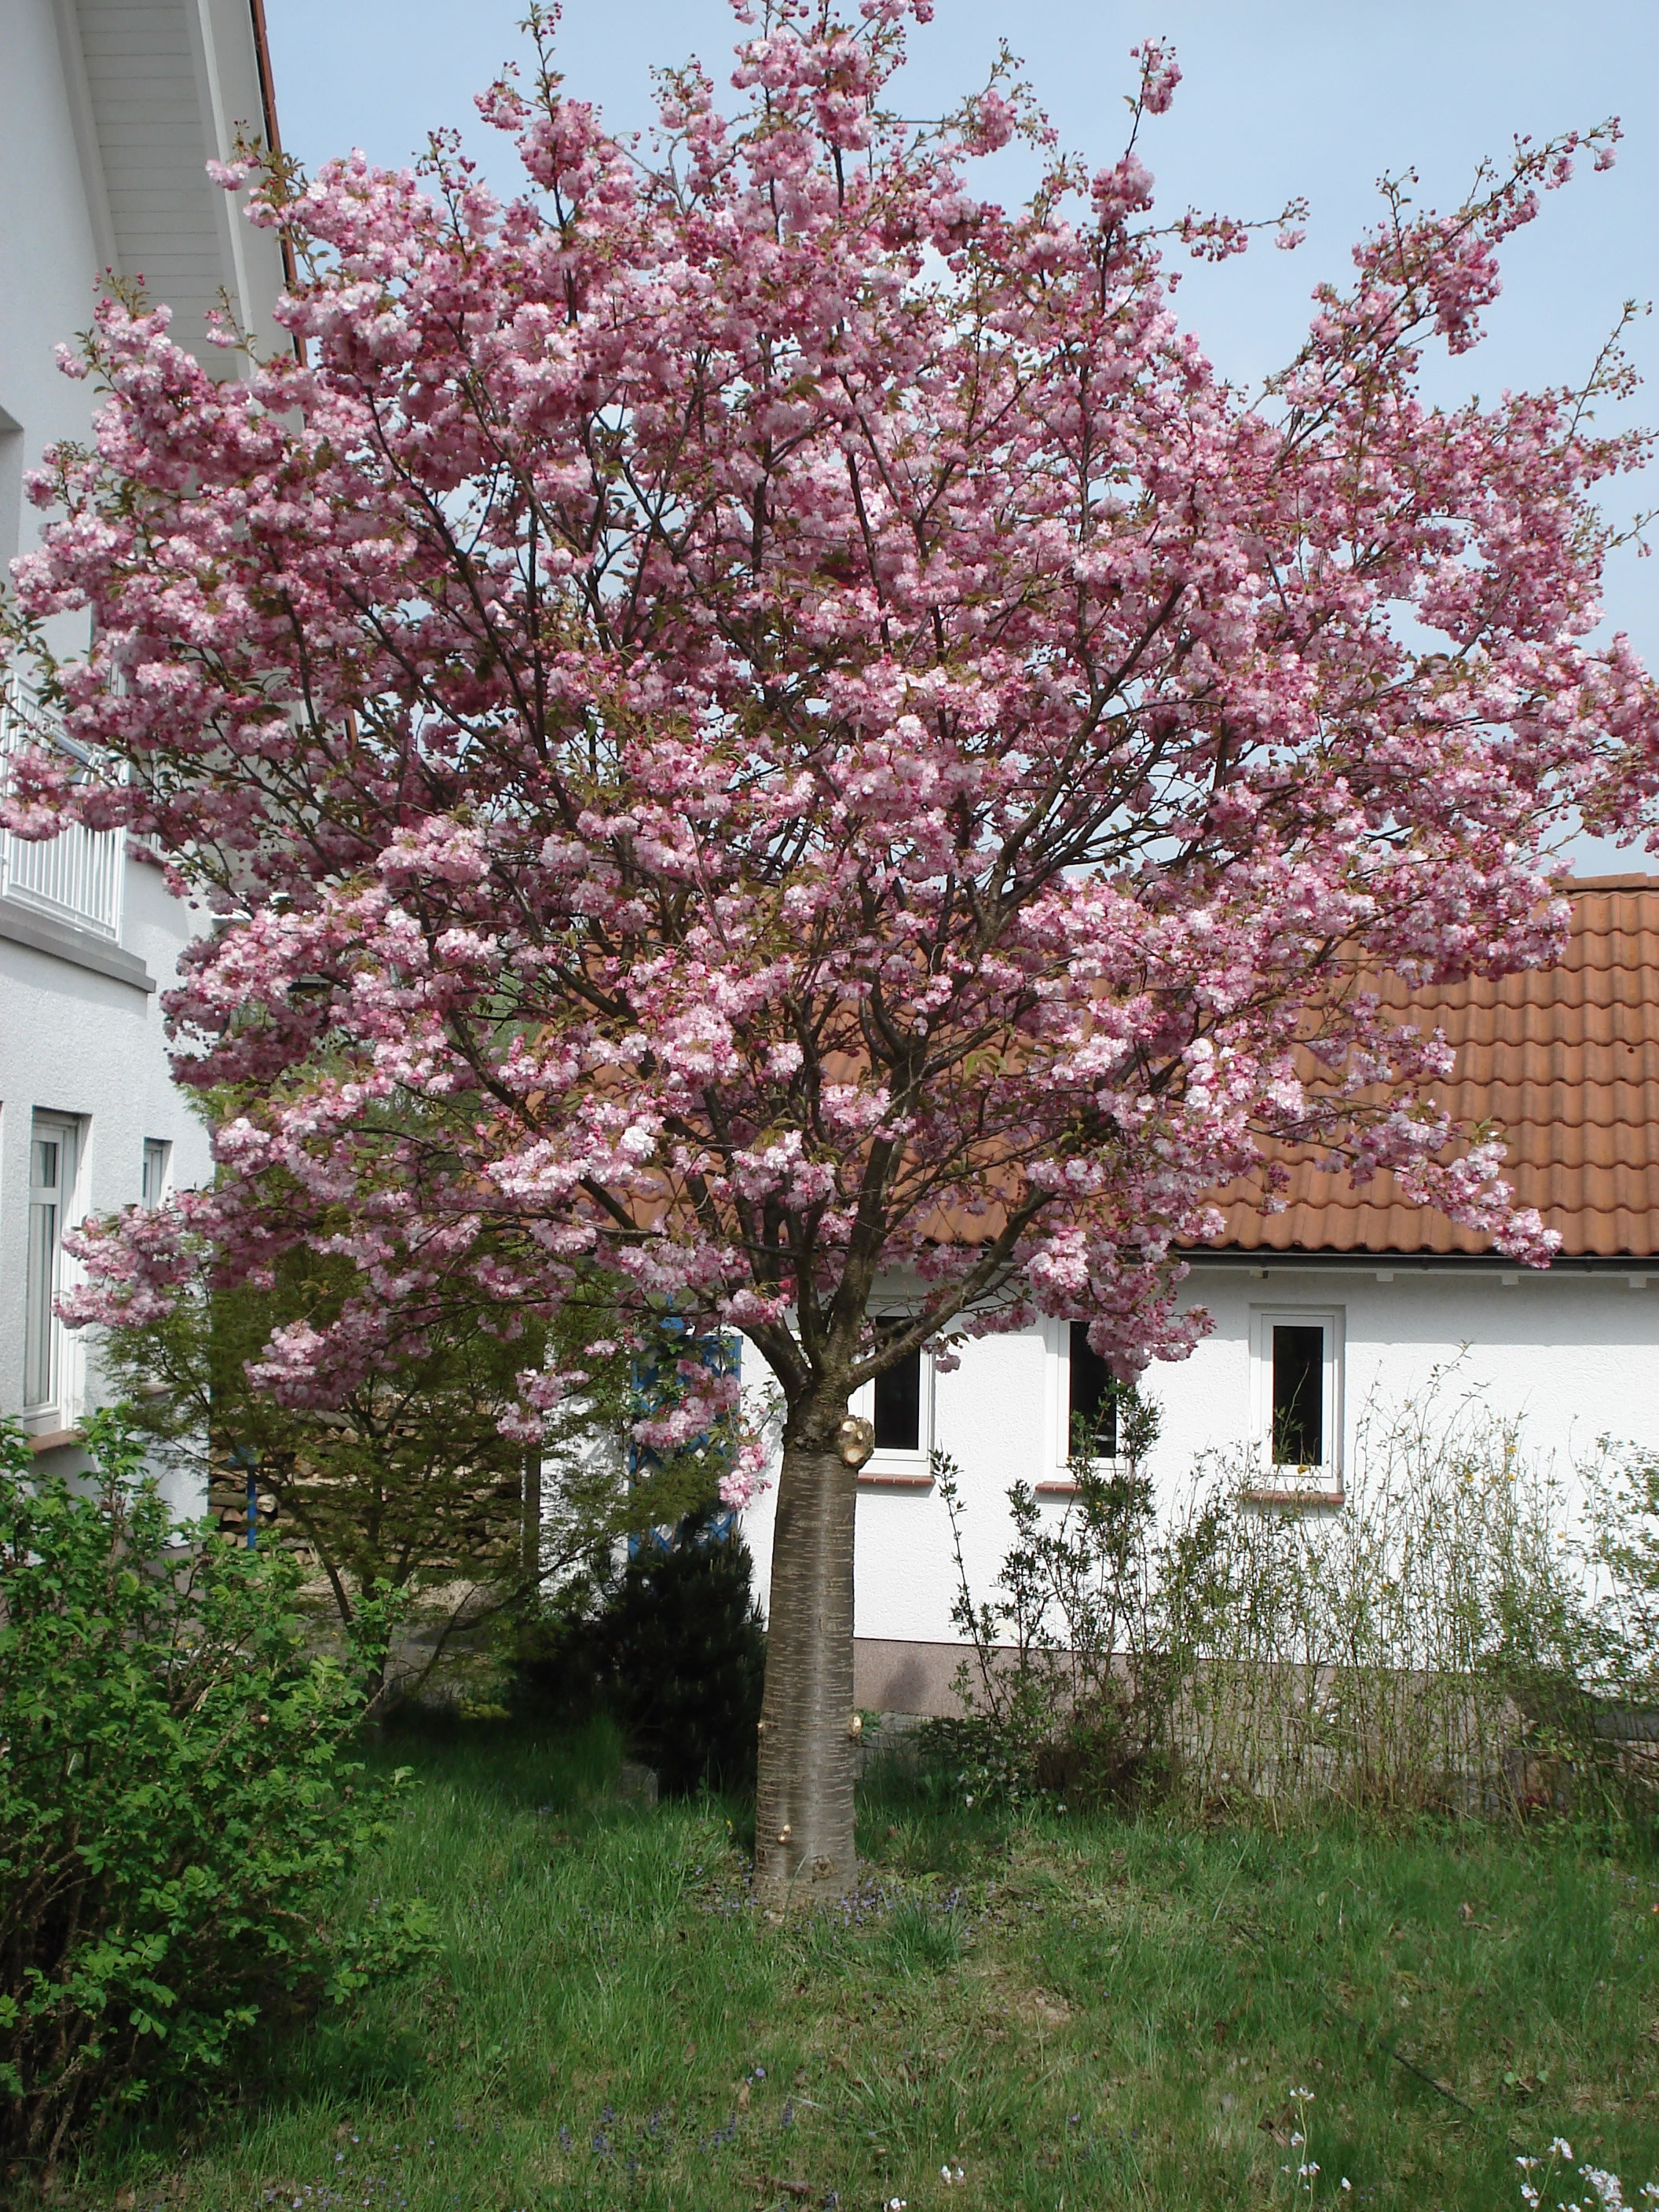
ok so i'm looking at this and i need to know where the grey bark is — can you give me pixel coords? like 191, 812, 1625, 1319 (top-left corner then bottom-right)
753, 1397, 867, 1908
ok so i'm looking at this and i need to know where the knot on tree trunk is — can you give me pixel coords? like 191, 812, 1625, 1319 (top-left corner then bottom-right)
837, 1415, 874, 1468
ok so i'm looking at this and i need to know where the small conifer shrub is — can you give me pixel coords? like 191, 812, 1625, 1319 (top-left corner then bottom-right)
517, 1510, 766, 1795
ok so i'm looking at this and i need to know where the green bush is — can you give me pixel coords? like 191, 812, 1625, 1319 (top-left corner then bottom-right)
515, 1508, 766, 1796
928, 1386, 1173, 1811
0, 1412, 434, 2178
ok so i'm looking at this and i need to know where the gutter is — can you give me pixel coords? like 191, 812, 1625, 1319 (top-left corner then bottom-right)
1181, 1249, 1657, 1283
247, 0, 302, 333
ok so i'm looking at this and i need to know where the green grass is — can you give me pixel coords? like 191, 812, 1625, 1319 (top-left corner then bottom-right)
65, 1719, 1659, 2212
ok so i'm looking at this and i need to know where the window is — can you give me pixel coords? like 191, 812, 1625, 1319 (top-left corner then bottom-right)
853, 1320, 932, 1482
25, 1115, 79, 1415
141, 1137, 171, 1209
873, 1345, 922, 1452
1068, 1321, 1118, 1459
1042, 1320, 1133, 1492
1251, 1306, 1344, 1492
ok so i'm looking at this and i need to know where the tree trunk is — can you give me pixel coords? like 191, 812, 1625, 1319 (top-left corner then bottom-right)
521, 1444, 542, 1590
753, 1397, 859, 1909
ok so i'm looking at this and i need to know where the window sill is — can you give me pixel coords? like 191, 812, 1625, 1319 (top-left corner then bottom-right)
26, 1426, 83, 1456
1240, 1483, 1345, 1508
857, 1463, 935, 1489
1037, 1459, 1133, 1495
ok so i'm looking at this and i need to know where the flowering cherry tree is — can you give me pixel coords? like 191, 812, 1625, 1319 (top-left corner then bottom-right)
7, 0, 1657, 1901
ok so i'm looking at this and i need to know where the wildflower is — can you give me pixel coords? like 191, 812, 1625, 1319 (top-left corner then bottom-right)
1578, 2166, 1629, 2210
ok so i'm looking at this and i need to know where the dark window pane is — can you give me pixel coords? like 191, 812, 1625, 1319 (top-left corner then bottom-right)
1272, 1324, 1325, 1466
873, 1347, 921, 1452
1068, 1322, 1118, 1458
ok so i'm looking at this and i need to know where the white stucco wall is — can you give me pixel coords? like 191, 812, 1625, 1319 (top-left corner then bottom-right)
0, 0, 174, 1474
1162, 1260, 1659, 1502
738, 1258, 1659, 1665
2, 0, 289, 579
2, 0, 287, 1518
0, 855, 211, 1512
0, 0, 106, 577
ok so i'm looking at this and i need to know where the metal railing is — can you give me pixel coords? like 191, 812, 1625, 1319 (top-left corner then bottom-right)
0, 672, 124, 941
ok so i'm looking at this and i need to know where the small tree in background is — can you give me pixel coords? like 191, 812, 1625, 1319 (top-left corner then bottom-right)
100, 1240, 727, 1690
935, 1382, 1169, 1806
8, 0, 1657, 1901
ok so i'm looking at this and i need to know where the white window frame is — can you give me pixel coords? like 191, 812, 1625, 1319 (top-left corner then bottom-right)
1249, 1305, 1345, 1499
141, 1137, 172, 1209
24, 1112, 84, 1429
1039, 1318, 1134, 1493
851, 1326, 934, 1489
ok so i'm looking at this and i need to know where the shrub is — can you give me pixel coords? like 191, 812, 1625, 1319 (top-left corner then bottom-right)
0, 1413, 432, 2177
515, 1508, 766, 1795
932, 1371, 1659, 1820
93, 1252, 681, 1695
1163, 1382, 1606, 1813
928, 1385, 1174, 1809
1586, 1443, 1659, 1705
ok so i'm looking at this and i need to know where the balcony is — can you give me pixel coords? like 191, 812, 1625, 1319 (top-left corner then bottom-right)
0, 672, 125, 941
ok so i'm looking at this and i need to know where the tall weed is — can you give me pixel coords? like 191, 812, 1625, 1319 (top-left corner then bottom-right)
932, 1370, 1659, 1819
1166, 1379, 1596, 1812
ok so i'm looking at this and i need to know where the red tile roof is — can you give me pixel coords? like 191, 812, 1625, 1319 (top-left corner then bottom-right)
1210, 877, 1659, 1261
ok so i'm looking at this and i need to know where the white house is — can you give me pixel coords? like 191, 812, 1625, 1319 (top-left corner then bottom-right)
740, 877, 1659, 1715
1, 0, 287, 1505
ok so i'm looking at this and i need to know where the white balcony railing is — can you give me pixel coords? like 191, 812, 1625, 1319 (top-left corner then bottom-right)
0, 673, 125, 941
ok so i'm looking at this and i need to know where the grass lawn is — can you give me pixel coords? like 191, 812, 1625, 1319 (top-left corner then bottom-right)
70, 1719, 1659, 2212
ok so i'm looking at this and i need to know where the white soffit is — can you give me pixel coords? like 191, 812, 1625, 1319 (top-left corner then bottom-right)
67, 0, 284, 375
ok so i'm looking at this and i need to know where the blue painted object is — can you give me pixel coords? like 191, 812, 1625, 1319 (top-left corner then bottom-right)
626, 1319, 740, 1557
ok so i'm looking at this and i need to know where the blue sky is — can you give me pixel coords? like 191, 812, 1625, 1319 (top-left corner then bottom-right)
262, 0, 1657, 866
